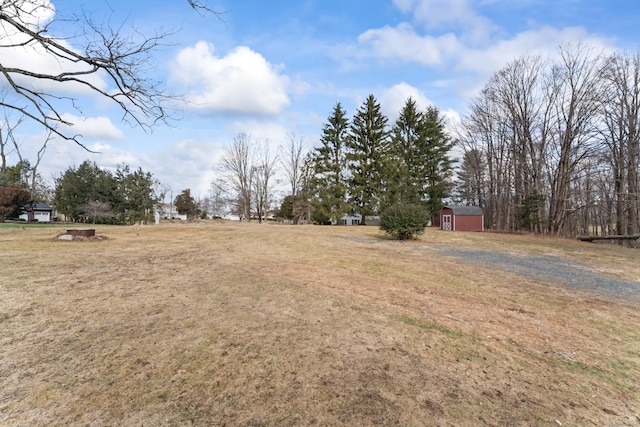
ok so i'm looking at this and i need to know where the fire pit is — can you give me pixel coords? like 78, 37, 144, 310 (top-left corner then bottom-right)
66, 228, 96, 237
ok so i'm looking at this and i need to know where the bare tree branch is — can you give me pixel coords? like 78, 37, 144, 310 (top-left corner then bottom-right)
0, 0, 220, 148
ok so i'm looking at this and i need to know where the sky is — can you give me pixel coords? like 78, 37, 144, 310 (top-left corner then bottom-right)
5, 0, 640, 201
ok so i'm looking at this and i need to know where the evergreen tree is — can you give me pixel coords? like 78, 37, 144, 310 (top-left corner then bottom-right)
346, 95, 390, 224
421, 107, 455, 216
54, 161, 158, 223
387, 100, 455, 216
174, 188, 199, 220
114, 165, 159, 224
54, 161, 116, 222
309, 103, 350, 224
0, 161, 28, 188
387, 97, 426, 207
279, 195, 295, 221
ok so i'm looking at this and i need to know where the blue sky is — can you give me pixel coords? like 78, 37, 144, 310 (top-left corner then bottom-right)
8, 0, 640, 199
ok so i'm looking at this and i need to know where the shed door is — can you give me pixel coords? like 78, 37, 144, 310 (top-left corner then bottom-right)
442, 214, 452, 231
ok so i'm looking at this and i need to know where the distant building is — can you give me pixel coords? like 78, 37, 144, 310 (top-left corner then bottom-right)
19, 202, 54, 222
331, 214, 380, 226
211, 210, 241, 221
157, 203, 187, 221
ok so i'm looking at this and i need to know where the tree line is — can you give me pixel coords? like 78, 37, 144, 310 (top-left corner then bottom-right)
213, 95, 455, 225
52, 161, 158, 224
306, 95, 454, 224
455, 44, 640, 238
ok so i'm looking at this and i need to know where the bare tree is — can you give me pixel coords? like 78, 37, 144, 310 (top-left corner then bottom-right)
599, 51, 640, 240
207, 178, 229, 215
462, 45, 606, 236
10, 130, 52, 199
454, 146, 485, 207
280, 132, 306, 224
0, 0, 220, 147
463, 93, 515, 230
0, 109, 23, 175
219, 133, 254, 221
80, 200, 114, 224
483, 55, 553, 232
546, 44, 604, 235
252, 141, 278, 224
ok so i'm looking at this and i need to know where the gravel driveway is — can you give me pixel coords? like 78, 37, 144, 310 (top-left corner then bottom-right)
437, 247, 640, 306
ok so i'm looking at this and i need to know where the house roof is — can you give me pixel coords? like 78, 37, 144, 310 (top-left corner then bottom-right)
29, 202, 53, 211
443, 205, 483, 216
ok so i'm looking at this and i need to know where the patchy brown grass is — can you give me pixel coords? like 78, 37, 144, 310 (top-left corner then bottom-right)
1, 222, 639, 426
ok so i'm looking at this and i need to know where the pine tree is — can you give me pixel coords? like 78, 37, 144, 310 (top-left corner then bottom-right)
114, 165, 159, 224
309, 103, 350, 224
174, 189, 199, 220
54, 161, 116, 222
388, 102, 455, 216
388, 97, 425, 207
422, 107, 455, 216
346, 95, 390, 224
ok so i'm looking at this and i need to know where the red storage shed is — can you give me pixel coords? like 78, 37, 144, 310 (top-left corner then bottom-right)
440, 205, 484, 232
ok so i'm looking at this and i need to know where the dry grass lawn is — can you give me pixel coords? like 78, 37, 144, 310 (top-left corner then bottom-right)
1, 222, 639, 426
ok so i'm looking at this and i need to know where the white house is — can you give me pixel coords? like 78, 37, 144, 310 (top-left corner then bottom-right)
19, 202, 54, 222
331, 214, 380, 226
331, 213, 361, 226
211, 210, 241, 221
157, 203, 187, 220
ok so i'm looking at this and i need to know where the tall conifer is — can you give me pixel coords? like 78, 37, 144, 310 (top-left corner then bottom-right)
346, 95, 390, 224
309, 103, 349, 224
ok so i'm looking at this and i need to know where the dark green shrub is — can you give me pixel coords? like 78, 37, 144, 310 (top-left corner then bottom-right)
380, 204, 429, 240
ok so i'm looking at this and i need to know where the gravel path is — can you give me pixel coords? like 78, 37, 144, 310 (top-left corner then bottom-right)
437, 247, 640, 306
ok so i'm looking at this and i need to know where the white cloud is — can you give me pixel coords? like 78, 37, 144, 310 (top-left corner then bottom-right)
13, 0, 56, 27
354, 20, 612, 80
150, 139, 224, 197
85, 143, 141, 168
394, 0, 472, 27
357, 23, 461, 66
59, 114, 124, 141
170, 41, 291, 116
457, 26, 615, 77
346, 0, 618, 95
379, 82, 433, 121
226, 120, 290, 146
393, 0, 496, 43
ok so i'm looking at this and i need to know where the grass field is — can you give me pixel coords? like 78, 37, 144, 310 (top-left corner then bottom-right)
1, 222, 639, 426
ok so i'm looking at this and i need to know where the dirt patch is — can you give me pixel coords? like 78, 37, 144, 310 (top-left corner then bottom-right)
1, 223, 639, 426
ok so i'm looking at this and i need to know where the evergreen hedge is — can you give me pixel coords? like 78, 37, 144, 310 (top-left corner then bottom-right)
380, 204, 430, 240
